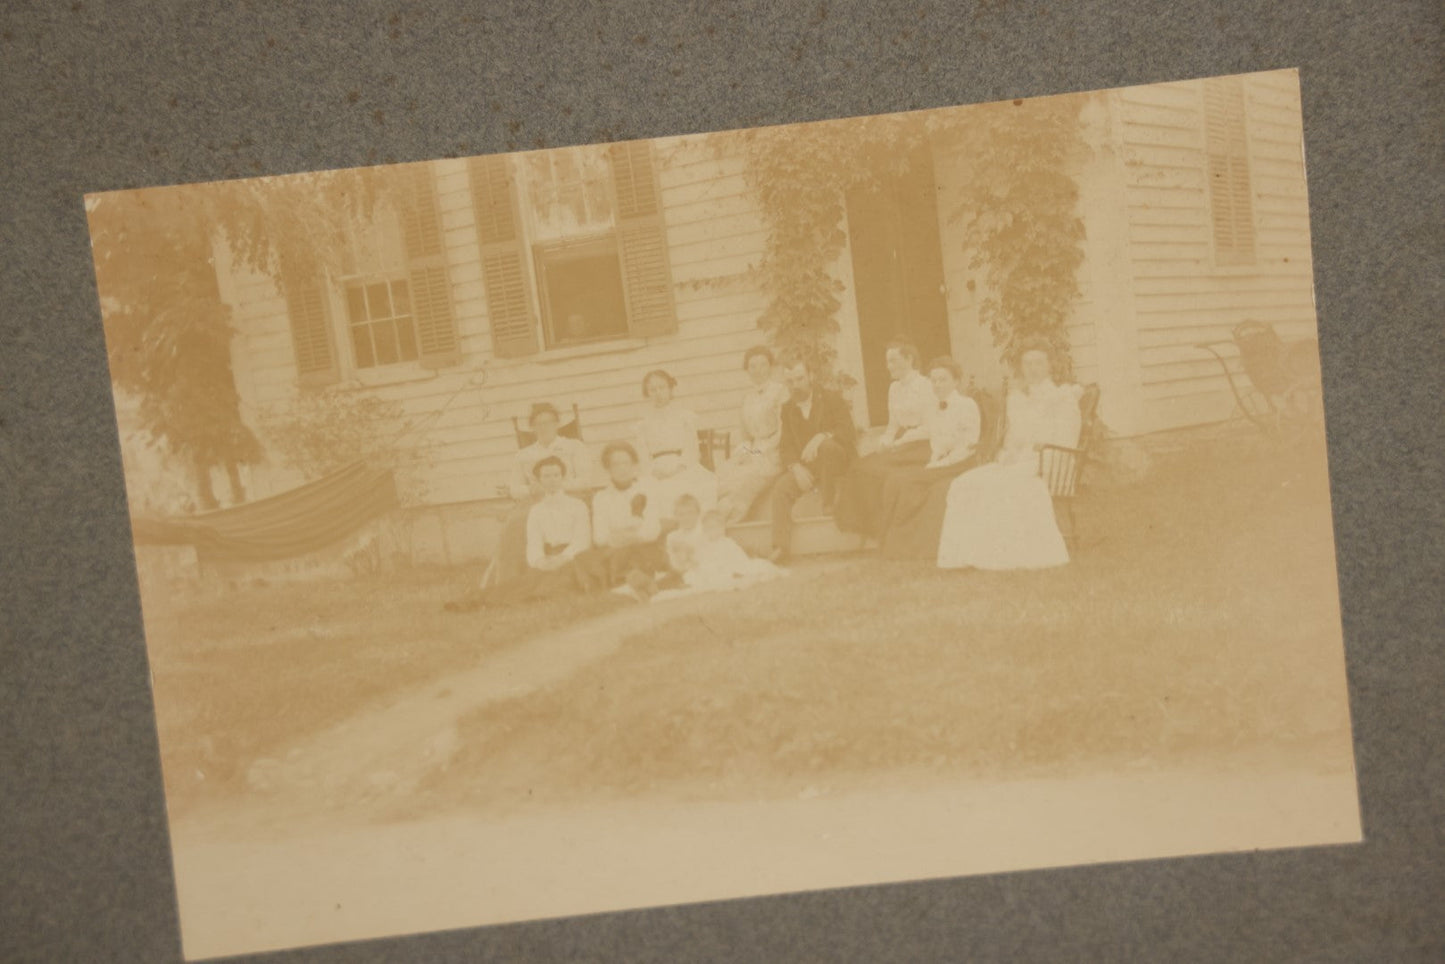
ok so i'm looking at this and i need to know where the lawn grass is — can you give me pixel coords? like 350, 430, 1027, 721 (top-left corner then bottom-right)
141, 563, 626, 816
428, 428, 1355, 811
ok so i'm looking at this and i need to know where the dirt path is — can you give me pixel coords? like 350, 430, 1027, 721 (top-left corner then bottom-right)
241, 561, 856, 816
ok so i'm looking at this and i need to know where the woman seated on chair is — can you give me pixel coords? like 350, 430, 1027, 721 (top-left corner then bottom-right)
936, 339, 1083, 572
832, 339, 937, 539
490, 401, 591, 586
452, 456, 592, 609
714, 346, 790, 524
877, 357, 982, 560
634, 369, 718, 523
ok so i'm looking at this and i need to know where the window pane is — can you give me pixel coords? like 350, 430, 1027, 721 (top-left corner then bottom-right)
372, 320, 399, 365
346, 286, 368, 324
396, 316, 419, 361
523, 144, 615, 241
351, 324, 376, 369
542, 246, 629, 346
366, 282, 392, 319
391, 279, 410, 315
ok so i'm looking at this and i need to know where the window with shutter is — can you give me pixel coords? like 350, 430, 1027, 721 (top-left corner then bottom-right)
469, 155, 540, 358
608, 141, 678, 337
284, 273, 339, 386
468, 143, 679, 354
395, 164, 461, 367
1203, 77, 1257, 267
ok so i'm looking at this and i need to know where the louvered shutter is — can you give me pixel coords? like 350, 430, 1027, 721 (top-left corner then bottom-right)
1203, 78, 1256, 266
396, 164, 461, 367
283, 272, 339, 386
468, 155, 539, 358
608, 140, 678, 338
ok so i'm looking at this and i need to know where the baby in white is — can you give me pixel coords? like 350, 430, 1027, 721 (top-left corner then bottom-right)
684, 510, 785, 592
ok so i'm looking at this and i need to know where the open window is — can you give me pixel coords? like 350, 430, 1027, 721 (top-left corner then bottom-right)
468, 141, 678, 359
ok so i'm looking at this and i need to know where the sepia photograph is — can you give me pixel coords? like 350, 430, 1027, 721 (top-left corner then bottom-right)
85, 68, 1359, 960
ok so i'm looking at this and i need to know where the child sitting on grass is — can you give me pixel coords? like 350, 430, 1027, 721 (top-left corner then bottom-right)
685, 509, 784, 591
664, 493, 704, 580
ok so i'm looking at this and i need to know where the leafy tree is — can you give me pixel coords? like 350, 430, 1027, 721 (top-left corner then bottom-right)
87, 170, 377, 509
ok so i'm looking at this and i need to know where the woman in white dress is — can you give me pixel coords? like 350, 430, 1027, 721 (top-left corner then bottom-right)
634, 369, 718, 522
937, 341, 1083, 571
715, 347, 790, 524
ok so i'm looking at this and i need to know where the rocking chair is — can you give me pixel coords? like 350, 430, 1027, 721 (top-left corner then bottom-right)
1194, 321, 1322, 433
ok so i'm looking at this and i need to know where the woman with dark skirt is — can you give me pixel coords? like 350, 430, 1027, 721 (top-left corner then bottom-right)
832, 339, 937, 539
572, 440, 670, 592
488, 402, 590, 586
880, 357, 983, 560
447, 455, 593, 609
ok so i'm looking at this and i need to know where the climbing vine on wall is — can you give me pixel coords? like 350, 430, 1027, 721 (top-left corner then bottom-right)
724, 94, 1088, 382
934, 96, 1090, 377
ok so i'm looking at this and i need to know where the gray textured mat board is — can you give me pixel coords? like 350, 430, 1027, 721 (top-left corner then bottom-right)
2, 1, 1442, 961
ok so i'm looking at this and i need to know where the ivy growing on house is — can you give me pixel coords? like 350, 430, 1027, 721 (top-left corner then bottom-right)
724, 94, 1089, 383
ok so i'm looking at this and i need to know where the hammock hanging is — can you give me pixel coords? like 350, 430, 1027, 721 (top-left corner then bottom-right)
130, 461, 398, 564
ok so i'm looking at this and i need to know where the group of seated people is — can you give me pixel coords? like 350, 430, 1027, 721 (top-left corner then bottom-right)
449, 336, 1084, 611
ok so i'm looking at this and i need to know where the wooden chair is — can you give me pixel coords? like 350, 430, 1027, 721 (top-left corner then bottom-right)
512, 402, 582, 448
697, 428, 732, 473
969, 379, 1007, 464
1039, 383, 1103, 552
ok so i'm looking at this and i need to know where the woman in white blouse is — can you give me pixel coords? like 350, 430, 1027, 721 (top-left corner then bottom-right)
937, 340, 1083, 571
456, 455, 593, 608
878, 357, 982, 559
490, 402, 591, 585
633, 369, 718, 522
714, 346, 790, 524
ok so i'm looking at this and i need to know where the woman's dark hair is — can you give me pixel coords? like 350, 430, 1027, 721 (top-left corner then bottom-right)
926, 356, 964, 383
601, 440, 639, 468
641, 369, 677, 397
1013, 336, 1058, 374
531, 455, 567, 480
528, 401, 560, 425
885, 339, 921, 368
742, 346, 775, 370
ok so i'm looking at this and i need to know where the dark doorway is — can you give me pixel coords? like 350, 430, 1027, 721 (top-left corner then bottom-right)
845, 144, 952, 427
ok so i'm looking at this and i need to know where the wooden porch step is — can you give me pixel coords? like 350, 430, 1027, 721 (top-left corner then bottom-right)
725, 490, 866, 558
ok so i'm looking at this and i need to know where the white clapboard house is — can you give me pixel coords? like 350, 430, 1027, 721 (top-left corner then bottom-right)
149, 69, 1317, 568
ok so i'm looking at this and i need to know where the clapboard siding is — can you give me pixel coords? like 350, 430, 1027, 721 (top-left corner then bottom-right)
1114, 71, 1317, 431
217, 72, 1321, 514
223, 137, 773, 504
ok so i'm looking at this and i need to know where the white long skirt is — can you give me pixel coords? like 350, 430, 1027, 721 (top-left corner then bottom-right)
936, 460, 1069, 570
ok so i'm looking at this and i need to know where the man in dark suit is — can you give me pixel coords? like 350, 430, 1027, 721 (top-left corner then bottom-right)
768, 355, 858, 562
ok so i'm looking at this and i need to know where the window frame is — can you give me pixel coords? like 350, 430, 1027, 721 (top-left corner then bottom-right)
339, 274, 423, 373
531, 232, 634, 351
